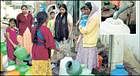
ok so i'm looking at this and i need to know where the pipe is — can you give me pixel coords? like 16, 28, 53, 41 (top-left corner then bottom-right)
113, 2, 134, 19
109, 35, 113, 73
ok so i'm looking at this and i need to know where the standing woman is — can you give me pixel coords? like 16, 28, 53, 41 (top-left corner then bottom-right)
54, 4, 73, 42
31, 11, 59, 75
53, 4, 73, 62
16, 5, 33, 55
76, 2, 100, 71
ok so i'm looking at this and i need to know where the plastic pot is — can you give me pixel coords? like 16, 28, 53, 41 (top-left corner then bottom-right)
1, 42, 7, 55
14, 45, 28, 61
66, 60, 82, 75
16, 64, 29, 75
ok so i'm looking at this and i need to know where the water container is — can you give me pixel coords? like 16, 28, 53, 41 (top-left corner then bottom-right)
1, 42, 7, 55
14, 45, 28, 61
59, 57, 73, 75
66, 60, 82, 75
16, 63, 29, 75
2, 55, 8, 68
111, 64, 128, 76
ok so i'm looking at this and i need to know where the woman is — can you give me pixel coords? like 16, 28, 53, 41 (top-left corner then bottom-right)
76, 2, 100, 71
54, 4, 73, 42
31, 11, 59, 75
53, 4, 73, 62
16, 5, 33, 55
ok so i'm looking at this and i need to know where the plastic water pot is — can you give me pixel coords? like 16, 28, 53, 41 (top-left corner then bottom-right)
80, 64, 93, 75
1, 42, 7, 55
111, 64, 128, 75
2, 55, 8, 68
25, 67, 32, 75
16, 64, 29, 75
59, 57, 73, 75
14, 46, 28, 60
66, 60, 82, 75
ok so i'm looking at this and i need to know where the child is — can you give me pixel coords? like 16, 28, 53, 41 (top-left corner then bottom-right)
5, 18, 18, 64
47, 11, 55, 36
31, 11, 59, 75
97, 52, 103, 72
79, 6, 89, 29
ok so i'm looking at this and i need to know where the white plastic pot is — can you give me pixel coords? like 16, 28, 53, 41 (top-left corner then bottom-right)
2, 55, 8, 68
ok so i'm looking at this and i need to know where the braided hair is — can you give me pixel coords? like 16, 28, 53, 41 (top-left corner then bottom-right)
33, 11, 48, 43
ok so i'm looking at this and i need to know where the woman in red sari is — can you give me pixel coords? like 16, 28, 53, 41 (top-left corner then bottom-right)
16, 5, 33, 56
31, 11, 59, 75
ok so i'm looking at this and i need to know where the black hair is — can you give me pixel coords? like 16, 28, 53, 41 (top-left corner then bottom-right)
50, 11, 55, 15
59, 4, 68, 16
85, 2, 92, 11
33, 11, 48, 43
98, 51, 103, 56
21, 5, 28, 9
59, 4, 67, 12
9, 18, 17, 27
80, 6, 85, 10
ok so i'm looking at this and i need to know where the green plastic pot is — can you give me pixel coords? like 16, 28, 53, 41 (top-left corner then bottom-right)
16, 64, 29, 75
25, 67, 32, 75
8, 60, 15, 66
14, 45, 28, 61
66, 60, 82, 75
1, 42, 7, 55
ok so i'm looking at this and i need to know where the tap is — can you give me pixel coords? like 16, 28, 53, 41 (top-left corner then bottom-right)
113, 1, 134, 19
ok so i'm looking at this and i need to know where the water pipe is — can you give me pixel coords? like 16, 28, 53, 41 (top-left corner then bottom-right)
113, 2, 134, 19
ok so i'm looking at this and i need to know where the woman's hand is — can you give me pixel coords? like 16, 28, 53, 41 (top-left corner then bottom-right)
4, 33, 8, 38
13, 44, 17, 48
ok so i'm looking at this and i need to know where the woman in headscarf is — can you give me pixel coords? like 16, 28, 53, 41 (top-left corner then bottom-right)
76, 2, 100, 71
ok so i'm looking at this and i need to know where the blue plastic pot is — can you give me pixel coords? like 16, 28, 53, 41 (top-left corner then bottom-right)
111, 64, 128, 76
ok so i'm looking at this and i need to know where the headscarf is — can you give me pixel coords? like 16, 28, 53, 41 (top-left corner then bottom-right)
85, 1, 100, 23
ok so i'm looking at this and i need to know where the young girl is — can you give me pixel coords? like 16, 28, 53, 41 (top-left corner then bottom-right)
31, 11, 59, 75
5, 18, 18, 64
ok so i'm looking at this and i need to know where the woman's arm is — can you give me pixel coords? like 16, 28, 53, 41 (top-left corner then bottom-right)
67, 14, 73, 39
16, 14, 20, 28
42, 27, 59, 51
30, 14, 34, 26
76, 34, 82, 45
